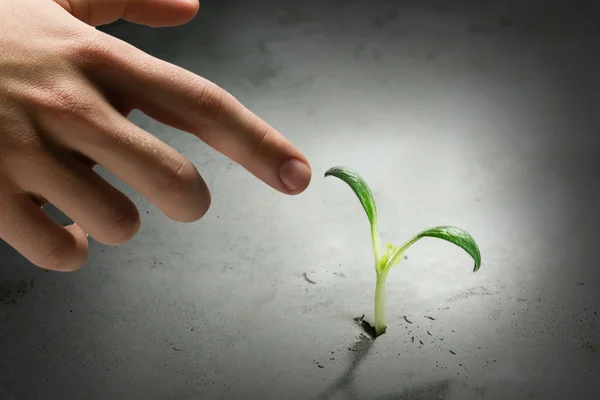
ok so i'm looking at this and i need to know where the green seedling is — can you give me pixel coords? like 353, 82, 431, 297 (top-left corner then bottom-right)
325, 166, 482, 337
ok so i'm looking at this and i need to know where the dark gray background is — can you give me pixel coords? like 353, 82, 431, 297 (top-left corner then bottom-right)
2, 0, 600, 399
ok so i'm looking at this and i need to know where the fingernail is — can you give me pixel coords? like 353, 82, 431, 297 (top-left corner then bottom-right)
279, 159, 311, 192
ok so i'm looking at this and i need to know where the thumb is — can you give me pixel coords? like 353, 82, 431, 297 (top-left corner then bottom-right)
54, 0, 199, 27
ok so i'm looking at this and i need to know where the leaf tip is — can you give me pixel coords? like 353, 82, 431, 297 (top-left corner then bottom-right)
472, 250, 482, 272
324, 166, 344, 178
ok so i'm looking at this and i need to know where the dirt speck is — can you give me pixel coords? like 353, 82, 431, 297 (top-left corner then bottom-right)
302, 272, 316, 285
0, 279, 34, 305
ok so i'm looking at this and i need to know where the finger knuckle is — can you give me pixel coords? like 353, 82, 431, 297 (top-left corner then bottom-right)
65, 30, 117, 68
249, 121, 272, 162
162, 158, 198, 197
105, 206, 141, 245
194, 82, 225, 124
159, 156, 210, 222
42, 236, 80, 271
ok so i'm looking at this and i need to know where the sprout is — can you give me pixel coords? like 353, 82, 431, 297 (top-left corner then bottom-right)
325, 166, 482, 337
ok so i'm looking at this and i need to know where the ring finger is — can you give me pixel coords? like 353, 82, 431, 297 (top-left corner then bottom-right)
11, 148, 141, 246
32, 84, 211, 224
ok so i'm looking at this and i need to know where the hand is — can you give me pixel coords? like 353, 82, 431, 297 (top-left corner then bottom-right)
0, 0, 312, 271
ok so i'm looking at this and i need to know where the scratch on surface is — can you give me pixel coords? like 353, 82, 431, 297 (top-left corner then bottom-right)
446, 286, 492, 303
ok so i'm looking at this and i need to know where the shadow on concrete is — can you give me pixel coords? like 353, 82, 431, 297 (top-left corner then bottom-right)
315, 332, 453, 400
372, 379, 453, 400
316, 334, 375, 400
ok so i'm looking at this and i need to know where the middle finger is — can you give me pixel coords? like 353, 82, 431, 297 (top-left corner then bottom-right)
32, 85, 211, 224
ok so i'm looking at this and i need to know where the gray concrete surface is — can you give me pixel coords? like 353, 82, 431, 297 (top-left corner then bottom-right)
2, 0, 600, 399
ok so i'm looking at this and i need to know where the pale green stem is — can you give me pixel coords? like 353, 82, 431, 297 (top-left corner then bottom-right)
374, 268, 389, 336
371, 221, 382, 269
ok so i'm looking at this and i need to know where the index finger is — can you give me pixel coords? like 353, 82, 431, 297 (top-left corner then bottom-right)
77, 31, 312, 195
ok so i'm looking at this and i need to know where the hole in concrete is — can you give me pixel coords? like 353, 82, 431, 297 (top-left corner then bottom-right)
353, 315, 379, 339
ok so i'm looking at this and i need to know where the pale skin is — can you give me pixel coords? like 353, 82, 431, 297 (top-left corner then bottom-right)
0, 0, 312, 271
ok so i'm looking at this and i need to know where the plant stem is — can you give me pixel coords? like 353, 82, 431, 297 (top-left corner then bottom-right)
374, 269, 389, 336
371, 222, 382, 268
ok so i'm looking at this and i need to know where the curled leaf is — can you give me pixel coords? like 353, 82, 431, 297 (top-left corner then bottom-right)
387, 226, 482, 272
324, 166, 377, 228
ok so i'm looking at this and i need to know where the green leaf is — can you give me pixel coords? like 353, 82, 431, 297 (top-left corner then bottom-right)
324, 166, 378, 228
386, 226, 482, 272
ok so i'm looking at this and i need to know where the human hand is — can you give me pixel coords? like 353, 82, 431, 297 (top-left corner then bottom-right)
0, 0, 312, 271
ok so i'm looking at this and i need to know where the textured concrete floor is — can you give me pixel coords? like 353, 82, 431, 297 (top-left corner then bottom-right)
2, 0, 600, 399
